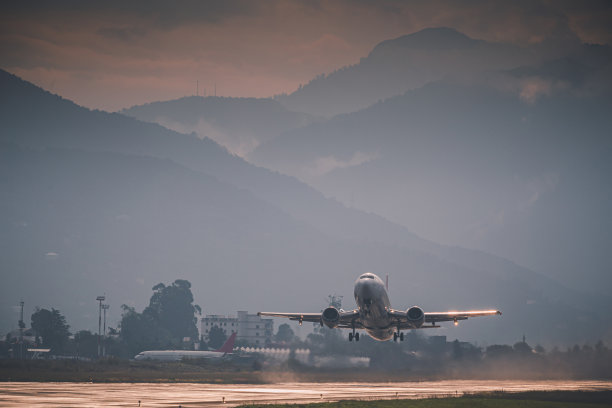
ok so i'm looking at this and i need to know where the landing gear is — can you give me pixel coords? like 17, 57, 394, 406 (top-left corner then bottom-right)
349, 332, 353, 342
355, 332, 360, 341
349, 327, 360, 342
394, 319, 404, 342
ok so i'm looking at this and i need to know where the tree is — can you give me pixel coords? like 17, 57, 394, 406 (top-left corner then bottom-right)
534, 344, 546, 354
452, 339, 463, 360
119, 279, 201, 355
207, 325, 227, 350
144, 279, 201, 342
275, 323, 295, 343
485, 344, 514, 359
513, 340, 533, 355
30, 307, 70, 353
119, 304, 173, 357
73, 330, 98, 359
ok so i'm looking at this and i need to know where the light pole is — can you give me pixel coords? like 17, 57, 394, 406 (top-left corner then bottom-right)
102, 304, 109, 357
18, 300, 25, 359
96, 296, 105, 358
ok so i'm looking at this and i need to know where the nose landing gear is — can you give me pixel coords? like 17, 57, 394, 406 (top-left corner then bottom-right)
349, 325, 360, 342
394, 321, 404, 342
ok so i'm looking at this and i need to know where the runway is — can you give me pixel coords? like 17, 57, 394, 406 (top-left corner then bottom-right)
1, 380, 611, 407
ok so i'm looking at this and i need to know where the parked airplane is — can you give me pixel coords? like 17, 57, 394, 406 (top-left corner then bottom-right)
259, 273, 501, 342
133, 332, 237, 361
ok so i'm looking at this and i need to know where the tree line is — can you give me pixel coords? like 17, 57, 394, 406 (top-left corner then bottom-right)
1, 279, 202, 359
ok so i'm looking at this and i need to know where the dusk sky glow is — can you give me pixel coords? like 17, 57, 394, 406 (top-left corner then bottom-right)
2, 1, 611, 111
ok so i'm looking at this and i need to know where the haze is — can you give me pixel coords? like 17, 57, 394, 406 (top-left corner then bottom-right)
1, 1, 611, 348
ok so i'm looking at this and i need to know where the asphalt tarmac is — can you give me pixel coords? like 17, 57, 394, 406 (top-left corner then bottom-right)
1, 380, 611, 407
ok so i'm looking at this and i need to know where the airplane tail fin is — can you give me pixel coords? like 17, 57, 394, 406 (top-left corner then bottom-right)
215, 332, 237, 353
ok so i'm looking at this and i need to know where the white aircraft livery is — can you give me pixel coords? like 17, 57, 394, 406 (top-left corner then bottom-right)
134, 332, 237, 361
259, 273, 501, 342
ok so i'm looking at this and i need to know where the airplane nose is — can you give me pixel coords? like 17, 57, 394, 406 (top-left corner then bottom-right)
355, 278, 374, 299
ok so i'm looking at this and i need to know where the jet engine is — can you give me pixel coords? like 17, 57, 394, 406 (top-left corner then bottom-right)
406, 306, 425, 328
321, 306, 340, 328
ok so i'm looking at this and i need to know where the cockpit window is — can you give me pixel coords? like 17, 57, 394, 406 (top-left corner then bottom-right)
360, 274, 374, 279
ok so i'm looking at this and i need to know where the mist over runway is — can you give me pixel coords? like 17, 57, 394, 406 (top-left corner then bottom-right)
1, 380, 611, 407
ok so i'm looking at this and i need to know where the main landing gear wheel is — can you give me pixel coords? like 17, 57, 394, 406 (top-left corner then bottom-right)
400, 332, 404, 341
355, 332, 360, 341
393, 332, 398, 342
349, 332, 353, 342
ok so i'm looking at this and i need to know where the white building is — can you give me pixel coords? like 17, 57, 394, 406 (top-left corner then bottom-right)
201, 311, 273, 346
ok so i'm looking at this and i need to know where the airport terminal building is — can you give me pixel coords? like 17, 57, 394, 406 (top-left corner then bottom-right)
201, 311, 273, 346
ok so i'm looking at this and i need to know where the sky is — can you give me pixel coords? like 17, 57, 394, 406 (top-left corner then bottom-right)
1, 0, 611, 111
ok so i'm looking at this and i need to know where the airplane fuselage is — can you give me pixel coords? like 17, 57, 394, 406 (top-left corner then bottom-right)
354, 273, 395, 341
134, 350, 229, 361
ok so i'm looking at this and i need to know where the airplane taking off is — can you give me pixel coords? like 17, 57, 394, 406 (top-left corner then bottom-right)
134, 332, 237, 361
259, 273, 501, 342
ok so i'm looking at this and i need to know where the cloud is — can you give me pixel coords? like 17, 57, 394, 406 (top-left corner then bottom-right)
1, 1, 610, 110
97, 27, 146, 42
2, 1, 258, 28
519, 77, 555, 103
306, 151, 379, 177
155, 116, 260, 157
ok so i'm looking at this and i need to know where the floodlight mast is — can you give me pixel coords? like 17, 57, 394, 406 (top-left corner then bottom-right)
102, 304, 109, 357
96, 296, 105, 358
19, 300, 25, 359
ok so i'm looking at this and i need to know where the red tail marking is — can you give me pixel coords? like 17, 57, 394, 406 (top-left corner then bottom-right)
215, 332, 237, 353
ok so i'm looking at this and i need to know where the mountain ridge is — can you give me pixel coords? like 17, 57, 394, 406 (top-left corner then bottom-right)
275, 27, 543, 117
121, 95, 314, 157
369, 27, 482, 54
1, 68, 610, 345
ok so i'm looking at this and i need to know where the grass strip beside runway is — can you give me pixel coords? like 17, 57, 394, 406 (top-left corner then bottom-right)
238, 391, 612, 408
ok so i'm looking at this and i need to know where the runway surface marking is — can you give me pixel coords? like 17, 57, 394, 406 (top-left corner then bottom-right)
1, 380, 611, 407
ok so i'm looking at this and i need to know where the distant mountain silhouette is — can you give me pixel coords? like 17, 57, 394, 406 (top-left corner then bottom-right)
275, 27, 554, 117
251, 52, 612, 297
370, 27, 480, 52
1, 69, 610, 346
121, 96, 314, 157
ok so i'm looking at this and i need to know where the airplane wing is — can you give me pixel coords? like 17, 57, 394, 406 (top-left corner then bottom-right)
258, 309, 361, 327
257, 312, 322, 324
387, 309, 501, 329
424, 310, 502, 323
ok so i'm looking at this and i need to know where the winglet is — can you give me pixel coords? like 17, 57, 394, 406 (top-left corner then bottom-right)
215, 332, 237, 353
